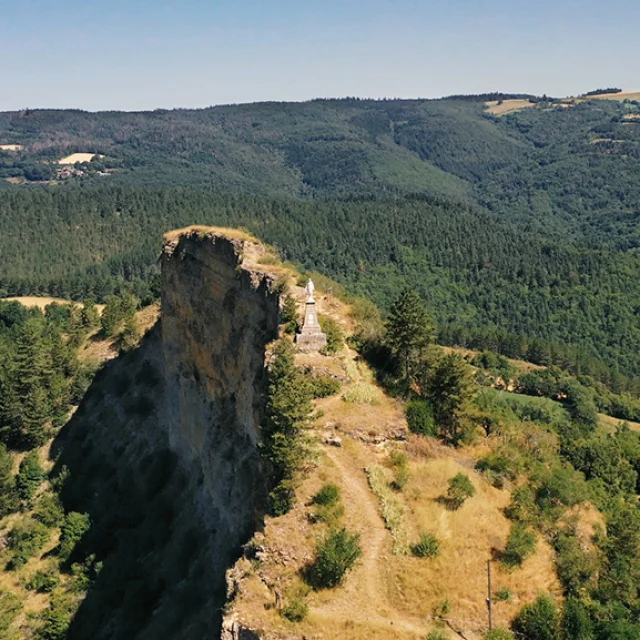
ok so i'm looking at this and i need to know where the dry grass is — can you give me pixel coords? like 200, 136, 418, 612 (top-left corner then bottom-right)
598, 412, 640, 433
0, 144, 22, 151
485, 100, 536, 115
1, 297, 105, 315
390, 457, 561, 630
443, 346, 543, 372
589, 91, 640, 102
163, 225, 259, 244
58, 153, 102, 165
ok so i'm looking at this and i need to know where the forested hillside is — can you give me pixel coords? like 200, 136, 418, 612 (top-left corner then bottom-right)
1, 94, 640, 386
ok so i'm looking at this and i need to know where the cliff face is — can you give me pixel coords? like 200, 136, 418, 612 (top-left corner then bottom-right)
56, 228, 281, 640
161, 229, 280, 569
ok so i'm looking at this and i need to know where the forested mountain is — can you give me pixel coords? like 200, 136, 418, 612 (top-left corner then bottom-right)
1, 94, 640, 384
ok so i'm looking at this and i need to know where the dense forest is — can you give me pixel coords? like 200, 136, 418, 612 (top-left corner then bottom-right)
1, 95, 640, 381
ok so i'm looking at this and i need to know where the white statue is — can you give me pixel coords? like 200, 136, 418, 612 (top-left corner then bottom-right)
304, 279, 315, 303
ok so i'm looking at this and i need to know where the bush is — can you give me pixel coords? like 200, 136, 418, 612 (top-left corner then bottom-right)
312, 483, 340, 507
27, 567, 60, 593
411, 532, 440, 558
59, 512, 90, 561
561, 597, 593, 640
34, 494, 65, 528
447, 473, 475, 509
306, 374, 341, 398
0, 590, 21, 632
282, 598, 308, 622
406, 398, 437, 437
16, 451, 45, 505
388, 450, 410, 491
319, 317, 344, 355
484, 630, 515, 640
512, 594, 559, 640
501, 523, 536, 568
426, 631, 449, 640
495, 587, 512, 601
306, 528, 362, 589
505, 485, 539, 525
8, 518, 51, 569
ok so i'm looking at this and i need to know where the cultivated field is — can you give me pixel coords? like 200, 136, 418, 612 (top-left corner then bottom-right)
485, 99, 536, 115
58, 153, 102, 165
589, 91, 640, 102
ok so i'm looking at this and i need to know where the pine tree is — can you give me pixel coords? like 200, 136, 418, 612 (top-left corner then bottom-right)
386, 288, 434, 388
428, 353, 476, 443
263, 339, 313, 515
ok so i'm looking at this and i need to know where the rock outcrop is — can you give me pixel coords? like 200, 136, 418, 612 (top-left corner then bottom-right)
55, 227, 282, 639
161, 228, 281, 571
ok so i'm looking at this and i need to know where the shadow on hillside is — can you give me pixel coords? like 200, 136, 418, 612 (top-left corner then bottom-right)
50, 323, 227, 640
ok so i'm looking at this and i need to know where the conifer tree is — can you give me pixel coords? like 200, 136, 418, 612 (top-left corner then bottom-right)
263, 339, 313, 515
428, 353, 475, 443
386, 288, 434, 388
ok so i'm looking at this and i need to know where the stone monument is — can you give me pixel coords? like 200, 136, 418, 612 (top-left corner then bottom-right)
295, 279, 327, 351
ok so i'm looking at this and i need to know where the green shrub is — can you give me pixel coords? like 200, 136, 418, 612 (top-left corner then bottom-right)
59, 512, 90, 561
281, 296, 299, 334
36, 589, 77, 640
561, 597, 594, 640
495, 586, 512, 601
307, 374, 341, 398
8, 518, 51, 569
535, 465, 588, 513
319, 317, 344, 355
388, 450, 410, 491
306, 528, 362, 589
16, 451, 45, 505
312, 483, 341, 507
476, 451, 520, 488
447, 473, 476, 509
406, 398, 437, 437
34, 494, 65, 528
484, 630, 515, 640
501, 523, 536, 568
505, 485, 539, 525
27, 567, 60, 593
0, 590, 21, 632
512, 594, 559, 640
282, 598, 308, 622
411, 532, 440, 558
426, 630, 449, 640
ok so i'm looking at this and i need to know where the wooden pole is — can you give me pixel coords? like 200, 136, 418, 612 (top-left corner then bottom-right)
487, 559, 493, 631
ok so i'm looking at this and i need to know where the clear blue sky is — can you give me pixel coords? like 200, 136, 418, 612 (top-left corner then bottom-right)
2, 0, 638, 111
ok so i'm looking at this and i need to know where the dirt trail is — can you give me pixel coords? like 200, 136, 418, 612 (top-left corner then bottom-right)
311, 444, 429, 637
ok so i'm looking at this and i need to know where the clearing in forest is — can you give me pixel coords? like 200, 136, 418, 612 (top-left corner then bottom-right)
589, 91, 640, 102
58, 153, 103, 165
485, 100, 536, 115
0, 144, 23, 151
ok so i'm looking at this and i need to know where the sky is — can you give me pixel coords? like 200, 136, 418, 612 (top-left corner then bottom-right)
1, 0, 639, 111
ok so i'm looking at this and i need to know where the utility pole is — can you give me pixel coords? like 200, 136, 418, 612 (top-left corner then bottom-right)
487, 559, 493, 631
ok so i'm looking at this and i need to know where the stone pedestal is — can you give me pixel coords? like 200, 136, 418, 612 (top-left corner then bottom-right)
295, 300, 327, 351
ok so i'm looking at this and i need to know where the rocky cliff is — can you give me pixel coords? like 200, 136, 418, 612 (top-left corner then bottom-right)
161, 227, 281, 571
55, 227, 282, 639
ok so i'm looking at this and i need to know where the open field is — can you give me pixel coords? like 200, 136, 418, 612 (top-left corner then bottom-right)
2, 296, 82, 309
58, 153, 102, 164
485, 99, 536, 115
589, 91, 640, 102
598, 413, 640, 433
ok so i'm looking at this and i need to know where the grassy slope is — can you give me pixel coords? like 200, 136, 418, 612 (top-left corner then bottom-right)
224, 287, 568, 640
